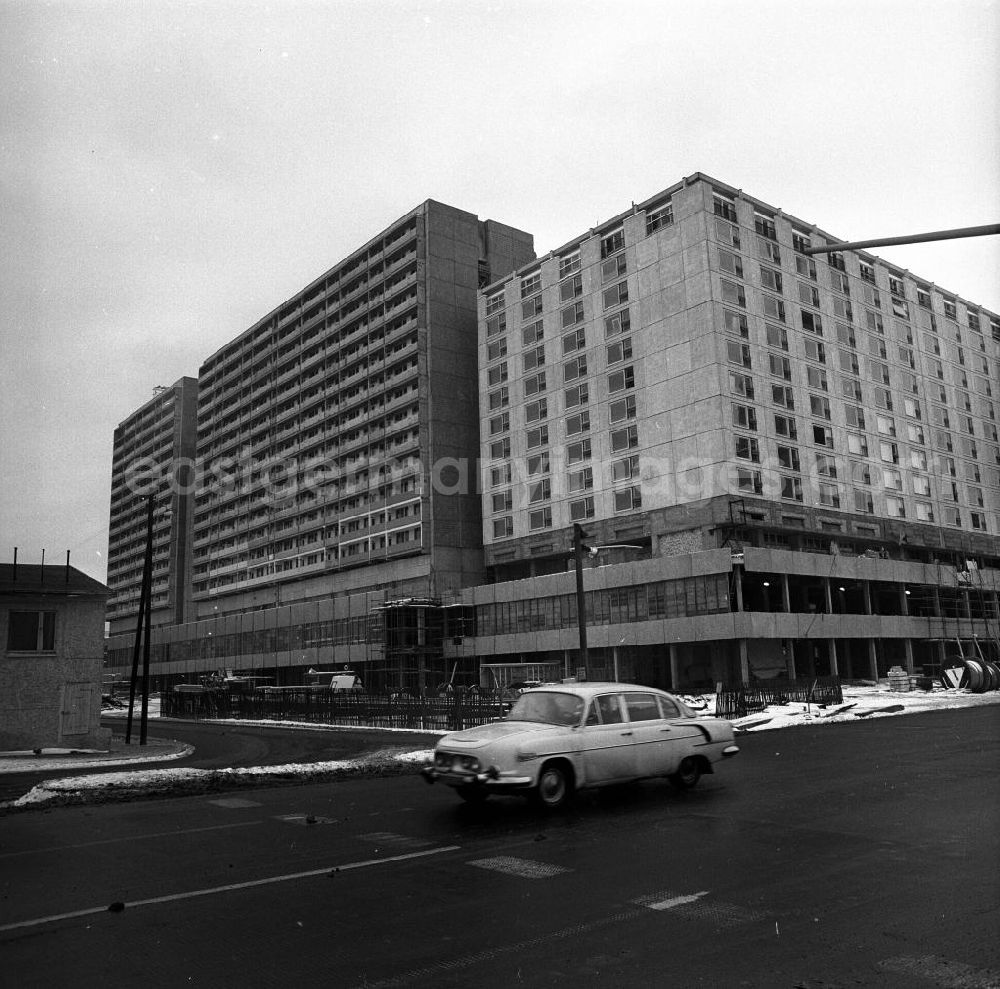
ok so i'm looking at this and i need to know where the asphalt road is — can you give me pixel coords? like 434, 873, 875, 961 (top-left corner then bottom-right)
1, 707, 998, 989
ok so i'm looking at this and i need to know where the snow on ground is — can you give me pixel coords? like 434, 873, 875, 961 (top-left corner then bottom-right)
3, 684, 997, 812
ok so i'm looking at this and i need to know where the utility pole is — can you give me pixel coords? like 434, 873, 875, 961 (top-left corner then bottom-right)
125, 493, 155, 745
573, 523, 590, 680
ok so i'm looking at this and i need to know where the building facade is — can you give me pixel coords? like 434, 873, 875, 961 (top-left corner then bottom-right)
104, 175, 1000, 694
106, 377, 198, 636
106, 200, 534, 690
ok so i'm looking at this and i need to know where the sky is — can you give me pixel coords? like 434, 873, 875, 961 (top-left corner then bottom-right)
1, 0, 998, 584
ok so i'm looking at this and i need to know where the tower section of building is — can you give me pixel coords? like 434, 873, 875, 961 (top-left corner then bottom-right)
480, 173, 1000, 581
106, 377, 199, 635
191, 200, 534, 619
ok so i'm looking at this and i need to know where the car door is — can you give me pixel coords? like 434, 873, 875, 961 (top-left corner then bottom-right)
576, 692, 641, 785
621, 691, 671, 778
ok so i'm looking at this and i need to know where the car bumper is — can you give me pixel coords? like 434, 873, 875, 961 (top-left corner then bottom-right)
420, 765, 534, 790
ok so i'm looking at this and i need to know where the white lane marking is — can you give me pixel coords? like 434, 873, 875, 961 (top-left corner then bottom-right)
879, 954, 1000, 988
641, 890, 711, 911
0, 821, 263, 859
468, 856, 570, 879
358, 832, 435, 848
0, 845, 460, 934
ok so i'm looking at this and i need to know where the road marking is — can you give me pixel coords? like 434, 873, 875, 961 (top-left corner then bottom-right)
358, 832, 435, 849
468, 856, 570, 879
208, 797, 262, 808
0, 845, 460, 934
879, 954, 1000, 988
0, 821, 263, 859
276, 814, 339, 826
635, 890, 711, 911
632, 889, 764, 927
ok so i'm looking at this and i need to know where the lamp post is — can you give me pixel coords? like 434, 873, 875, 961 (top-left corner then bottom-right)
125, 494, 155, 744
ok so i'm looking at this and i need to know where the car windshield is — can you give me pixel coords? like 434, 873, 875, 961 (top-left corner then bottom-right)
507, 690, 584, 726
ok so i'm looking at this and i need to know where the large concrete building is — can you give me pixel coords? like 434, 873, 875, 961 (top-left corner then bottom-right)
104, 175, 999, 694
106, 377, 198, 636
105, 200, 534, 690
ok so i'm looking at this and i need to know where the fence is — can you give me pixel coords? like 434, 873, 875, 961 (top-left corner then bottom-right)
715, 676, 843, 720
162, 688, 510, 732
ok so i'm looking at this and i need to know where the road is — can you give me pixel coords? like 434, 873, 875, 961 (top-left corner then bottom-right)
1, 707, 998, 988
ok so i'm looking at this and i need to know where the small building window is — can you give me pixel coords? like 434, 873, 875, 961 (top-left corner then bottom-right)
7, 611, 56, 651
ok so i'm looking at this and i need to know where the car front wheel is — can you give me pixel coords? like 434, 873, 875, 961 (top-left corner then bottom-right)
669, 756, 702, 789
533, 762, 572, 810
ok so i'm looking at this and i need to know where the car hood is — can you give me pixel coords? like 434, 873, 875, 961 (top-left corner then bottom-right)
440, 721, 560, 748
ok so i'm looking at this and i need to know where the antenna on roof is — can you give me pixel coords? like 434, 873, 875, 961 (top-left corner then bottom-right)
12, 547, 16, 583
66, 550, 71, 584
40, 548, 45, 585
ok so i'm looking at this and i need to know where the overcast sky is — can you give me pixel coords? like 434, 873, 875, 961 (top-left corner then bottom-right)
1, 0, 998, 583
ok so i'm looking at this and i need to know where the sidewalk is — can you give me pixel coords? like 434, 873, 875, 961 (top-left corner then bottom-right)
0, 735, 193, 775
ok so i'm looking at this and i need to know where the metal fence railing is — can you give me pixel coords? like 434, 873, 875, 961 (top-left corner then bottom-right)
715, 676, 843, 720
162, 688, 510, 732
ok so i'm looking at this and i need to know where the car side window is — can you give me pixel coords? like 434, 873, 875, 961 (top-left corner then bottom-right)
658, 696, 681, 719
623, 692, 661, 722
584, 701, 600, 726
594, 694, 624, 724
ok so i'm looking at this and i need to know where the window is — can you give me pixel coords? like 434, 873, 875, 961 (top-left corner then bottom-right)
880, 440, 899, 464
916, 287, 931, 309
563, 355, 587, 382
606, 337, 633, 365
778, 446, 800, 471
523, 344, 545, 372
488, 412, 509, 436
527, 453, 550, 476
528, 479, 551, 504
860, 260, 876, 284
816, 453, 837, 478
775, 414, 797, 440
912, 474, 931, 497
491, 490, 512, 513
7, 611, 55, 651
721, 279, 746, 307
781, 475, 803, 501
818, 482, 840, 508
792, 230, 811, 254
485, 291, 505, 317
715, 217, 740, 248
609, 395, 637, 423
732, 403, 758, 430
804, 339, 826, 365
758, 238, 781, 264
842, 375, 862, 400
491, 464, 512, 486
854, 490, 874, 513
771, 384, 794, 409
610, 424, 639, 452
554, 250, 580, 279
562, 327, 586, 354
568, 466, 594, 492
489, 437, 510, 460
728, 340, 752, 367
766, 324, 788, 350
612, 454, 640, 482
831, 271, 850, 296
810, 394, 831, 419
522, 295, 543, 319
769, 354, 792, 380
561, 301, 585, 328
565, 411, 591, 435
731, 372, 755, 399
762, 295, 786, 322
851, 461, 871, 485
603, 280, 629, 310
795, 254, 817, 280
888, 275, 906, 298
736, 467, 763, 495
486, 312, 506, 338
608, 366, 635, 393
524, 371, 546, 395
487, 337, 507, 362
813, 424, 833, 447
833, 298, 853, 322
601, 228, 624, 258
526, 425, 549, 449
528, 506, 552, 530
520, 271, 541, 298
646, 199, 674, 234
760, 266, 783, 293
719, 250, 743, 278
845, 405, 865, 429
885, 496, 906, 519
522, 320, 544, 346
526, 398, 548, 423
605, 308, 631, 337
601, 254, 627, 281
570, 497, 595, 521
866, 310, 884, 334
798, 282, 821, 308
560, 273, 583, 301
614, 486, 642, 512
754, 211, 777, 240
847, 432, 868, 457
487, 363, 508, 386
801, 311, 823, 336
493, 516, 513, 538
488, 386, 508, 411
567, 438, 592, 464
713, 192, 738, 222
564, 383, 589, 408
735, 436, 760, 462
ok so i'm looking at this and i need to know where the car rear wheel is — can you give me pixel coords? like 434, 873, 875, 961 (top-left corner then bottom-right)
457, 786, 487, 804
533, 763, 572, 810
669, 756, 702, 790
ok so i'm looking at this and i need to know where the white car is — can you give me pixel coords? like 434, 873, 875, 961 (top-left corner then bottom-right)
420, 682, 739, 809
